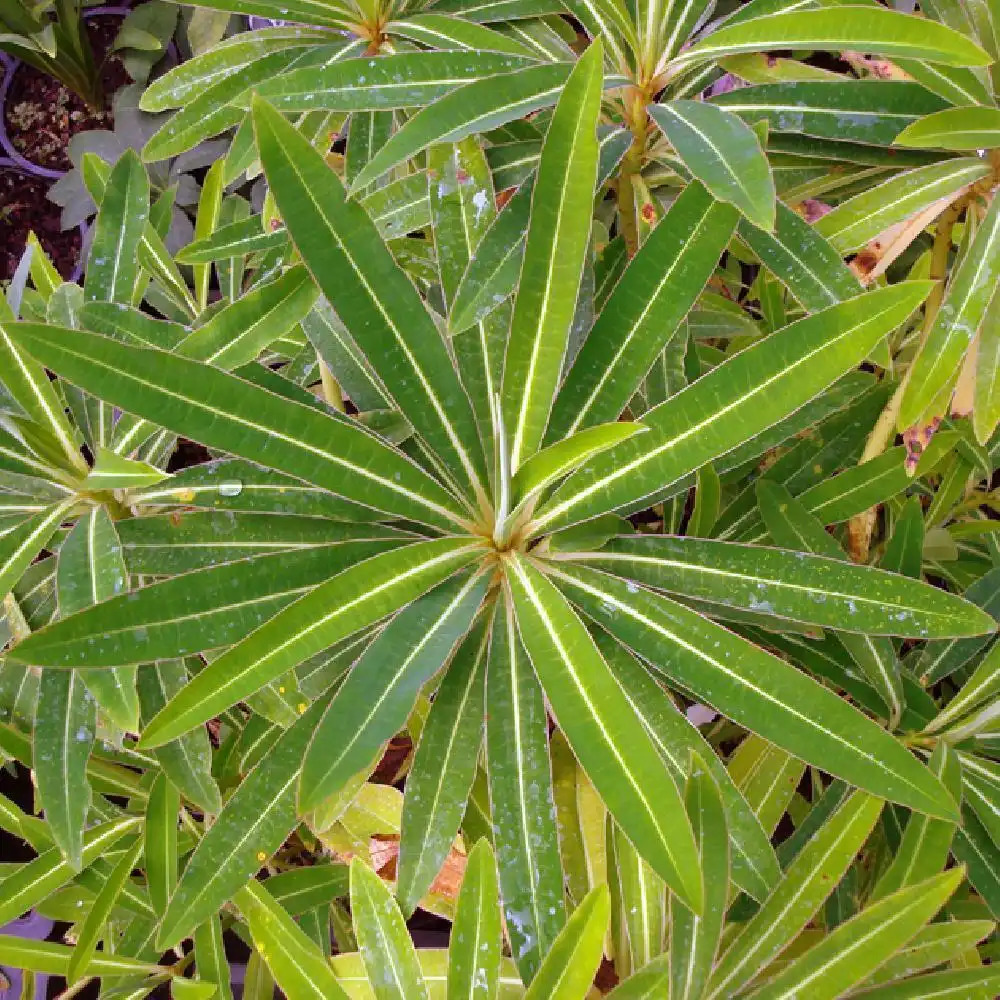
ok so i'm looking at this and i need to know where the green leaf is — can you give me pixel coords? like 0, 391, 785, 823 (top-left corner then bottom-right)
447, 839, 502, 1000
67, 836, 144, 983
745, 869, 964, 1000
510, 421, 644, 510
33, 668, 94, 871
738, 201, 862, 313
117, 512, 403, 576
9, 542, 402, 669
532, 283, 933, 535
0, 317, 85, 475
85, 150, 149, 306
813, 158, 990, 253
139, 538, 483, 748
264, 863, 349, 917
177, 265, 319, 371
870, 743, 960, 900
82, 447, 167, 491
0, 935, 162, 979
669, 8, 992, 72
194, 915, 233, 1000
548, 562, 958, 820
505, 553, 704, 913
595, 635, 779, 902
389, 13, 543, 57
895, 106, 1000, 150
6, 324, 466, 531
848, 968, 1000, 999
522, 885, 609, 1000
449, 179, 532, 335
253, 50, 538, 111
549, 182, 737, 439
711, 80, 948, 147
235, 880, 351, 1000
139, 26, 336, 110
145, 771, 179, 917
299, 571, 488, 814
430, 138, 505, 470
610, 817, 667, 975
670, 760, 728, 1000
565, 534, 995, 637
501, 40, 603, 471
0, 816, 140, 928
486, 598, 567, 981
157, 695, 329, 947
350, 858, 429, 1000
0, 501, 74, 603
899, 191, 1000, 428
176, 216, 288, 264
252, 97, 489, 507
650, 101, 775, 230
397, 618, 488, 914
349, 62, 579, 191
705, 791, 883, 999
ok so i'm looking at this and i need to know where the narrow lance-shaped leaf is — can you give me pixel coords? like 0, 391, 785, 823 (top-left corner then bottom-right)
157, 694, 331, 948
398, 617, 488, 914
349, 62, 578, 192
870, 742, 961, 901
547, 561, 958, 820
350, 858, 430, 1000
548, 182, 738, 440
8, 541, 403, 669
899, 190, 1000, 428
650, 101, 776, 231
565, 534, 995, 637
668, 8, 992, 73
0, 501, 74, 598
522, 885, 610, 1000
139, 538, 483, 748
252, 50, 538, 112
66, 836, 144, 984
145, 771, 179, 918
300, 570, 488, 813
531, 282, 933, 535
0, 815, 140, 928
814, 158, 990, 254
595, 633, 780, 902
84, 149, 149, 307
501, 40, 603, 471
33, 668, 94, 871
738, 200, 862, 313
5, 324, 467, 530
670, 758, 729, 1000
895, 106, 1000, 150
235, 880, 351, 1000
447, 839, 502, 1000
253, 96, 489, 508
705, 791, 883, 999
746, 869, 964, 1000
486, 598, 567, 982
430, 137, 505, 476
504, 552, 704, 913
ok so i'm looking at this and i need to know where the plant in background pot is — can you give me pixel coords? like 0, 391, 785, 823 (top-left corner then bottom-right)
0, 0, 104, 109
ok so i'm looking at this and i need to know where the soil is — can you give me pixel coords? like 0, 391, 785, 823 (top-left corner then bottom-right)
4, 15, 130, 172
0, 168, 81, 281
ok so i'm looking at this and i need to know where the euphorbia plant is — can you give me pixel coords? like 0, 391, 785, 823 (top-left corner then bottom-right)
2, 36, 998, 995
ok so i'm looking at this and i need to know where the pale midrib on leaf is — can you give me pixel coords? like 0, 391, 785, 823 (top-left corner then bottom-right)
273, 136, 487, 506
509, 557, 691, 881
546, 565, 935, 809
532, 295, 906, 533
